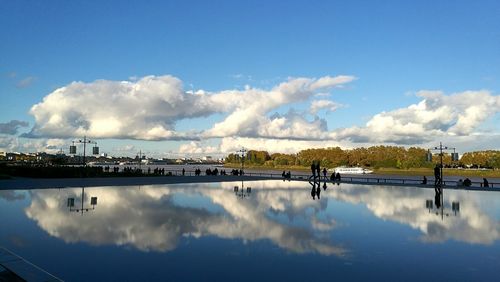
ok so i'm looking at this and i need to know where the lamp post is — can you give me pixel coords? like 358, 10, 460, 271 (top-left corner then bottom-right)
426, 142, 459, 188
69, 136, 99, 166
67, 187, 98, 215
237, 148, 247, 175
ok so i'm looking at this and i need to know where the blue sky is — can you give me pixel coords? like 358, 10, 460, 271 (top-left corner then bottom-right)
1, 0, 499, 157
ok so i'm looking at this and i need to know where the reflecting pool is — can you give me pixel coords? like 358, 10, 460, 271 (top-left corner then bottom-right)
1, 180, 499, 281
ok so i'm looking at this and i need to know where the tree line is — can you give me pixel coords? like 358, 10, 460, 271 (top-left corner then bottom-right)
225, 146, 500, 169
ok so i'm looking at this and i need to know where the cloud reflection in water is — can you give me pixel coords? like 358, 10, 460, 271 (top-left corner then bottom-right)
23, 180, 500, 256
25, 181, 344, 256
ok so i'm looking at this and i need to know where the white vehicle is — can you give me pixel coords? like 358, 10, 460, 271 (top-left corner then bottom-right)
328, 167, 373, 174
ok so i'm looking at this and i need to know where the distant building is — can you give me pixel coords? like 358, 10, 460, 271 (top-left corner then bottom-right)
0, 151, 6, 157
203, 156, 213, 161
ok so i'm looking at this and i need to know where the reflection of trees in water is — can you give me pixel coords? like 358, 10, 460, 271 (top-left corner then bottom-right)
25, 182, 344, 256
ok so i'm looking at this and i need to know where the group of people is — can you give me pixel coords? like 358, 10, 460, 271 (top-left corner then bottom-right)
427, 164, 490, 188
310, 180, 329, 200
310, 161, 342, 183
281, 171, 291, 179
310, 162, 324, 179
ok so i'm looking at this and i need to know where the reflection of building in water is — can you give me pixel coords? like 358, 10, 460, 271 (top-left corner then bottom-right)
233, 180, 251, 198
67, 187, 98, 215
425, 189, 460, 220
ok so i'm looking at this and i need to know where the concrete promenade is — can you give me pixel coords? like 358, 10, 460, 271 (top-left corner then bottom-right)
1, 173, 498, 192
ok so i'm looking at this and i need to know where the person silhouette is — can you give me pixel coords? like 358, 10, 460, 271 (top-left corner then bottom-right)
311, 163, 316, 178
422, 176, 427, 185
463, 178, 472, 187
322, 168, 327, 179
483, 178, 489, 187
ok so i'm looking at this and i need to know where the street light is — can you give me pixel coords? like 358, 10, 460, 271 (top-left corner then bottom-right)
67, 187, 98, 215
237, 148, 247, 175
426, 142, 459, 187
69, 136, 99, 166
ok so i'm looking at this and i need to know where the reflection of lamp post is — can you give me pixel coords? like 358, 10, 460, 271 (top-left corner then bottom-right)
69, 136, 99, 166
233, 180, 251, 198
426, 142, 459, 187
67, 187, 98, 215
425, 191, 460, 220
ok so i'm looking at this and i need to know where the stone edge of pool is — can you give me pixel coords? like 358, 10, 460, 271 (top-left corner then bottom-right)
0, 175, 498, 192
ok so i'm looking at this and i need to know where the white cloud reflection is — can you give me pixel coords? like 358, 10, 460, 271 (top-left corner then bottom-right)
24, 181, 500, 257
25, 181, 344, 256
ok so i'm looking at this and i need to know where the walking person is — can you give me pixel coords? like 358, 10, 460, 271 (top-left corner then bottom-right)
483, 178, 489, 187
311, 162, 316, 179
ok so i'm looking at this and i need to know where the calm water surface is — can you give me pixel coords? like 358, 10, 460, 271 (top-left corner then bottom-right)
1, 180, 499, 281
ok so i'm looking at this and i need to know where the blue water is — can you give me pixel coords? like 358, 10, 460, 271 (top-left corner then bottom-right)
1, 180, 499, 281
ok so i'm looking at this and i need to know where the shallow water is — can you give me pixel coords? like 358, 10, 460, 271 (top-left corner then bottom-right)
1, 180, 499, 281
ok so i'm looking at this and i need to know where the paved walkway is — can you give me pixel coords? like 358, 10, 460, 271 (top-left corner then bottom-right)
0, 175, 273, 190
1, 175, 498, 192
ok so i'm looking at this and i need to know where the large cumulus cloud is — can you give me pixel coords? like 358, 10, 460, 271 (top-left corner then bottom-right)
23, 74, 500, 154
26, 75, 355, 141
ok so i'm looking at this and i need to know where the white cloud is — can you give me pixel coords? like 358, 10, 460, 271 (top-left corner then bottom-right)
332, 90, 500, 145
27, 74, 356, 141
310, 100, 343, 114
178, 141, 219, 155
23, 74, 500, 154
27, 75, 212, 140
0, 137, 66, 153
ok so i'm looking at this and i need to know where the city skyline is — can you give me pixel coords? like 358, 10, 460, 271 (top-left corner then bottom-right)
1, 1, 499, 158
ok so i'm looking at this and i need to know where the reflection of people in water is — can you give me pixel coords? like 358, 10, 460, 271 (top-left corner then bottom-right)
434, 189, 442, 209
309, 178, 322, 200
311, 182, 317, 199
323, 181, 327, 191
434, 164, 441, 186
